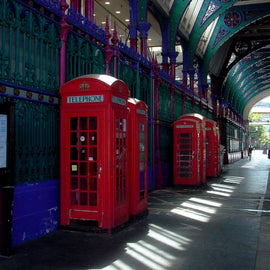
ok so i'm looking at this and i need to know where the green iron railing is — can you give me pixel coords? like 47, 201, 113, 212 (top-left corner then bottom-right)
118, 60, 136, 96
0, 0, 60, 93
159, 82, 171, 122
0, 95, 59, 185
173, 91, 183, 121
66, 32, 106, 82
14, 99, 59, 184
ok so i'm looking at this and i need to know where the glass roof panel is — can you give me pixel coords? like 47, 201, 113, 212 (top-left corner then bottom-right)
178, 0, 204, 39
196, 16, 218, 58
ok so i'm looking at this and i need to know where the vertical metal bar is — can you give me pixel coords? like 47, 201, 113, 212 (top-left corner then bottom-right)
28, 13, 32, 75
77, 40, 81, 76
85, 44, 89, 74
1, 26, 6, 78
0, 0, 6, 78
39, 37, 44, 87
8, 26, 13, 78
33, 36, 37, 86
152, 72, 155, 190
74, 53, 77, 77
50, 42, 53, 87
81, 44, 85, 75
22, 33, 26, 82
55, 44, 59, 87
136, 62, 140, 99
117, 48, 120, 79
15, 20, 20, 76
45, 43, 48, 87
28, 33, 32, 64
66, 37, 70, 82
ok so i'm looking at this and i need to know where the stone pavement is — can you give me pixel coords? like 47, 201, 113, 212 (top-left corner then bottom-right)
0, 150, 270, 269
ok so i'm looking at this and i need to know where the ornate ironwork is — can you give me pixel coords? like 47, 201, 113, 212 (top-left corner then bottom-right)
14, 99, 59, 184
0, 0, 60, 93
200, 0, 220, 27
159, 82, 172, 122
66, 32, 105, 81
212, 25, 230, 49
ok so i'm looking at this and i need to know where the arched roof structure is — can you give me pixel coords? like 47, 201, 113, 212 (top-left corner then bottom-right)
154, 0, 270, 121
96, 0, 270, 121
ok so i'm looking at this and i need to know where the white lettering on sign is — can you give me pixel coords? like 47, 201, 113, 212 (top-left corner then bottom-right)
136, 109, 146, 115
67, 95, 104, 103
176, 125, 194, 128
112, 96, 126, 106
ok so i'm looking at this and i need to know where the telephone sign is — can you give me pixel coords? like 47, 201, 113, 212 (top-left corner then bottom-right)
67, 95, 104, 103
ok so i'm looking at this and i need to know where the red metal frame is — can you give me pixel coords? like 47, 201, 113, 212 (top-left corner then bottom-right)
216, 126, 221, 175
128, 98, 148, 216
173, 118, 201, 185
60, 74, 130, 229
180, 114, 206, 184
205, 119, 219, 177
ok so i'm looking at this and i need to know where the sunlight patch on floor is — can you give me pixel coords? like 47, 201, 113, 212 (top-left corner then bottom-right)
181, 201, 217, 214
171, 207, 211, 222
100, 175, 246, 270
211, 183, 236, 190
223, 176, 244, 184
189, 197, 223, 207
147, 228, 187, 250
206, 190, 231, 197
100, 223, 191, 270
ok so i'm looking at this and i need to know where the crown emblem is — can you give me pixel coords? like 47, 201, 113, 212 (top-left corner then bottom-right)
80, 82, 90, 91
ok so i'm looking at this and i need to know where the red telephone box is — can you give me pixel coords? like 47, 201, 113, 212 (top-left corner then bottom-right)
173, 118, 201, 185
205, 119, 219, 177
127, 98, 148, 217
60, 74, 130, 230
180, 114, 206, 184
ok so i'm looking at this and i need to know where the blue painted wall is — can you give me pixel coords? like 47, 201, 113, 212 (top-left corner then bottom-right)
148, 165, 153, 190
12, 180, 59, 245
164, 163, 172, 188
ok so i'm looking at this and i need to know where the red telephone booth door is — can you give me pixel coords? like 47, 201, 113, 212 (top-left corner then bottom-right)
174, 119, 200, 185
63, 109, 129, 229
206, 120, 218, 177
114, 110, 129, 226
216, 126, 221, 175
180, 114, 206, 184
67, 113, 102, 223
127, 98, 148, 216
